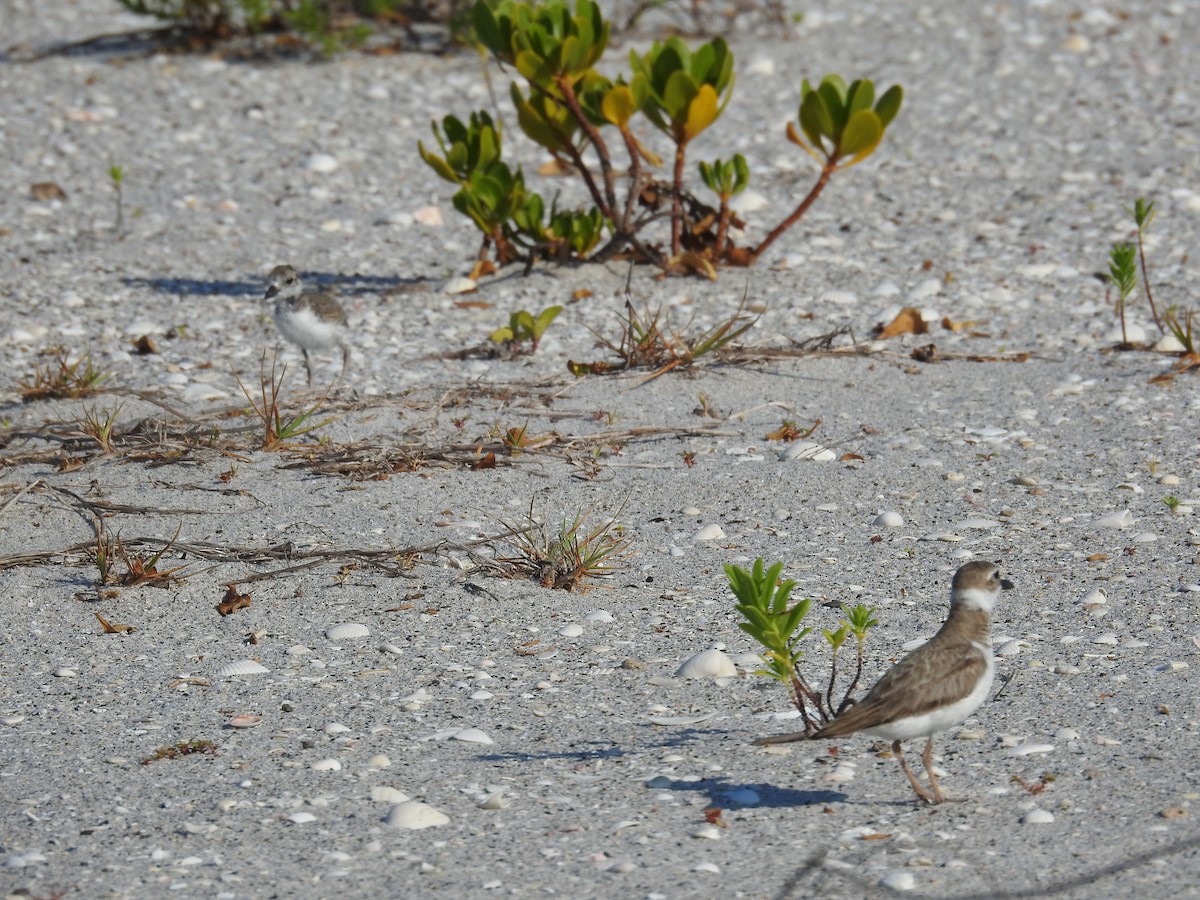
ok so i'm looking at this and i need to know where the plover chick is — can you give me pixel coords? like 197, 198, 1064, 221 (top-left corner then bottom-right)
263, 264, 350, 386
757, 561, 1012, 804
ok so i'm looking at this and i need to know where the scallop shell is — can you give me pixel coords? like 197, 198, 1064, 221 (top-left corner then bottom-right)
675, 648, 737, 679
873, 511, 905, 527
370, 786, 411, 804
383, 801, 450, 830
451, 728, 494, 745
215, 659, 269, 678
779, 441, 837, 462
1091, 510, 1133, 529
693, 524, 726, 541
326, 623, 371, 641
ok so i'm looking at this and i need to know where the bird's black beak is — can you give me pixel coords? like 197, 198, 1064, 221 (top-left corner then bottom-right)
1000, 578, 1015, 591
264, 285, 278, 299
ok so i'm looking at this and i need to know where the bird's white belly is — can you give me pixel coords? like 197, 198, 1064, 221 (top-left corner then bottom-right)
861, 650, 994, 741
275, 305, 341, 350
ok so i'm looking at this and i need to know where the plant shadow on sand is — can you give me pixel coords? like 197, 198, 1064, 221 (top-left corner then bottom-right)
122, 272, 432, 298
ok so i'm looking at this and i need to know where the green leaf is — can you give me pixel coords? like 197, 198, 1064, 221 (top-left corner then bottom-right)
845, 79, 874, 117
874, 84, 904, 128
820, 78, 849, 133
662, 69, 698, 125
418, 141, 459, 184
839, 108, 883, 162
799, 90, 832, 151
732, 153, 749, 193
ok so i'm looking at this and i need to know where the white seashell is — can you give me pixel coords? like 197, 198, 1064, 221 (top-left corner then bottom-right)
693, 524, 726, 541
693, 823, 723, 840
821, 765, 857, 784
370, 786, 410, 804
384, 801, 450, 829
1115, 482, 1144, 494
817, 289, 859, 306
558, 624, 584, 638
1078, 588, 1107, 607
921, 532, 964, 542
311, 758, 342, 771
452, 728, 494, 745
1091, 510, 1133, 529
216, 660, 269, 678
1022, 808, 1055, 824
1092, 633, 1118, 645
478, 792, 511, 810
54, 668, 76, 678
873, 511, 905, 527
443, 276, 477, 295
227, 714, 262, 728
585, 610, 615, 623
1006, 743, 1055, 757
326, 623, 370, 641
304, 153, 339, 173
380, 643, 404, 655
287, 811, 318, 824
1155, 333, 1186, 353
470, 690, 494, 700
957, 518, 1000, 529
1055, 728, 1080, 741
780, 441, 837, 462
324, 722, 351, 735
675, 649, 737, 678
729, 188, 769, 214
368, 754, 392, 768
995, 639, 1026, 657
648, 713, 717, 726
1131, 532, 1157, 543
908, 278, 942, 301
880, 870, 916, 892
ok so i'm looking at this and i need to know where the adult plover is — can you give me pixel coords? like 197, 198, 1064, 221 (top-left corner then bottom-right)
263, 264, 350, 386
757, 561, 1012, 804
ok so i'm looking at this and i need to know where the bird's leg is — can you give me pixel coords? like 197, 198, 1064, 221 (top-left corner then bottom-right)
302, 349, 314, 387
921, 737, 945, 803
336, 343, 350, 386
892, 740, 939, 805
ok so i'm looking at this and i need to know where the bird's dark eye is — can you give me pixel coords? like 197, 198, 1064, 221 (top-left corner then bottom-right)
286, 276, 295, 284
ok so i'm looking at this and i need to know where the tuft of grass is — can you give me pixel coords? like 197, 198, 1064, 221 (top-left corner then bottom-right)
233, 351, 332, 450
496, 502, 632, 591
19, 349, 108, 402
76, 403, 124, 454
569, 299, 757, 381
91, 519, 189, 588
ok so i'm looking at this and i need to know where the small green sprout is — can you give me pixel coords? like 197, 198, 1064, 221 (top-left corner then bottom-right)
490, 306, 563, 354
728, 558, 879, 736
109, 164, 125, 233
